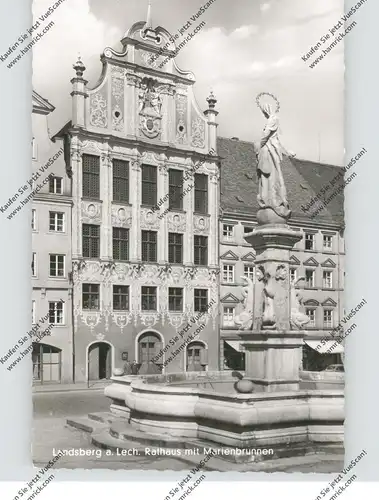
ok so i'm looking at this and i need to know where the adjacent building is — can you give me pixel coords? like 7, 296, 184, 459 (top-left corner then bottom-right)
32, 91, 73, 384
218, 137, 345, 371
55, 15, 220, 382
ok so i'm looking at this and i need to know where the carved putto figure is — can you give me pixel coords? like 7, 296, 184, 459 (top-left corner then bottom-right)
139, 79, 162, 115
290, 277, 310, 330
255, 93, 295, 220
234, 276, 254, 330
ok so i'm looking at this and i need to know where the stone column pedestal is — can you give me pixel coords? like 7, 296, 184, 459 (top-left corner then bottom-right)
238, 224, 304, 392
240, 330, 304, 392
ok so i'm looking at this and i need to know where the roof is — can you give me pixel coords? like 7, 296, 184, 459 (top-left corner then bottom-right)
32, 90, 55, 115
217, 137, 344, 226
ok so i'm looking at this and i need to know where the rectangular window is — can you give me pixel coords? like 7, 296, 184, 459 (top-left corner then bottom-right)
141, 164, 157, 206
32, 301, 36, 325
168, 233, 183, 264
323, 309, 333, 328
141, 286, 157, 311
222, 224, 234, 241
244, 265, 255, 282
168, 287, 183, 312
32, 137, 37, 160
82, 224, 100, 258
49, 176, 62, 194
49, 254, 65, 278
113, 159, 129, 203
49, 212, 65, 232
290, 268, 297, 284
323, 235, 332, 249
194, 289, 208, 312
32, 253, 37, 277
113, 285, 129, 311
222, 264, 234, 283
169, 169, 183, 210
49, 301, 64, 325
32, 209, 36, 230
223, 307, 235, 327
82, 284, 100, 310
194, 235, 208, 266
323, 271, 333, 289
82, 154, 100, 199
141, 230, 157, 262
305, 233, 315, 250
305, 269, 315, 288
194, 173, 208, 214
113, 227, 129, 261
305, 308, 316, 327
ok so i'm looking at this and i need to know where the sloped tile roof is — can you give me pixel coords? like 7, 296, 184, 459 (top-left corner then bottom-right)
217, 137, 344, 226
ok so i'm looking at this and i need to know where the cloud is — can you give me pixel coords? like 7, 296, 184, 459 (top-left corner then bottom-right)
260, 3, 271, 13
32, 0, 122, 132
230, 24, 259, 40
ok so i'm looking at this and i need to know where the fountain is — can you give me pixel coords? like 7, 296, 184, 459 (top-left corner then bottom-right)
67, 94, 344, 466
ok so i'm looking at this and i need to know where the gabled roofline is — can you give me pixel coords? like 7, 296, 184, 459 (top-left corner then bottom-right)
32, 90, 55, 115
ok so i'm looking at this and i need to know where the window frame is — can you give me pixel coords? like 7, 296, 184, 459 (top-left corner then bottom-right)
112, 158, 129, 203
82, 154, 100, 199
49, 254, 66, 278
141, 286, 157, 311
194, 235, 208, 266
223, 306, 236, 327
82, 224, 100, 259
141, 164, 157, 207
194, 288, 208, 312
48, 301, 64, 325
82, 283, 100, 310
49, 176, 63, 195
168, 287, 184, 312
305, 232, 315, 250
194, 173, 208, 214
49, 211, 65, 232
113, 285, 130, 311
112, 227, 129, 262
141, 230, 157, 263
222, 264, 235, 283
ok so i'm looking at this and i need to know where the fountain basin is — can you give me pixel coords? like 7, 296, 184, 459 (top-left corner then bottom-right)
104, 372, 344, 451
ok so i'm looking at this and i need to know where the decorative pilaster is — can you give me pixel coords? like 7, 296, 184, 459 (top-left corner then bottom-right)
158, 162, 168, 263
184, 159, 194, 265
209, 172, 219, 266
100, 150, 113, 260
130, 159, 141, 261
71, 136, 83, 259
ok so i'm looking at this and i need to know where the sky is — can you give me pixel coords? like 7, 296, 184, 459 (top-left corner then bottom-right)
33, 0, 344, 165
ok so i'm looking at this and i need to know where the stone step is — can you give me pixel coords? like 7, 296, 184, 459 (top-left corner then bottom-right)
88, 412, 114, 424
66, 416, 107, 434
109, 420, 193, 448
91, 429, 157, 456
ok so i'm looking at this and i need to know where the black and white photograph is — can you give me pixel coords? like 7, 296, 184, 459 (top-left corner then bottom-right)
0, 0, 358, 476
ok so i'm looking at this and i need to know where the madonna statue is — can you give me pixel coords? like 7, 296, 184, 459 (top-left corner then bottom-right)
256, 93, 294, 224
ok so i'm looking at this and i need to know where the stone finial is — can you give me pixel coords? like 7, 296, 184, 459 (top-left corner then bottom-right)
206, 90, 217, 110
146, 0, 153, 30
73, 55, 86, 78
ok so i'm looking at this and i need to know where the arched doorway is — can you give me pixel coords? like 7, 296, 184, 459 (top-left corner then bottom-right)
88, 342, 112, 381
186, 341, 207, 372
32, 343, 62, 384
137, 332, 163, 373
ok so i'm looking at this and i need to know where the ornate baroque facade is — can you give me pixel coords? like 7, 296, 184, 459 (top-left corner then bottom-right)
57, 19, 220, 382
